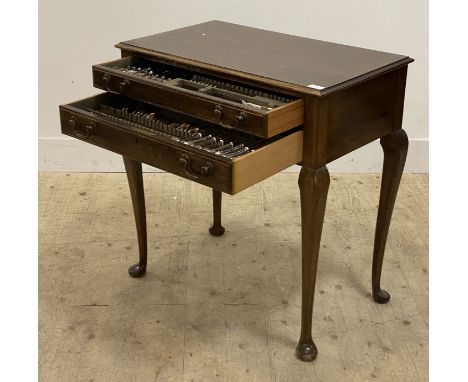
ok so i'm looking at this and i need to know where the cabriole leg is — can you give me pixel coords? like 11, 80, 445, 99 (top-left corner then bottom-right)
123, 156, 147, 278
209, 189, 225, 236
372, 129, 408, 303
296, 166, 330, 362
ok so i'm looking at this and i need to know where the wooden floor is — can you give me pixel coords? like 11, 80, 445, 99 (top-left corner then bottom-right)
39, 172, 428, 382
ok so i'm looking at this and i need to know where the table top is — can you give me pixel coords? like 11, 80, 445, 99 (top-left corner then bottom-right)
118, 20, 412, 95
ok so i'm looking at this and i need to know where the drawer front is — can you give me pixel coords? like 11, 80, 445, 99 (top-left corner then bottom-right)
60, 107, 232, 193
59, 93, 303, 195
92, 56, 304, 138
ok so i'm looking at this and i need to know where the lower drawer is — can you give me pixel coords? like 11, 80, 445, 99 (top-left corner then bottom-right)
59, 93, 303, 194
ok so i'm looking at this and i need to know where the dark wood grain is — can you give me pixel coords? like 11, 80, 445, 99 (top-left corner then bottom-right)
301, 95, 328, 169
59, 94, 303, 196
59, 99, 233, 193
209, 189, 225, 236
123, 156, 148, 278
92, 56, 303, 138
93, 66, 265, 138
325, 67, 408, 163
296, 166, 330, 361
372, 129, 408, 303
118, 20, 412, 95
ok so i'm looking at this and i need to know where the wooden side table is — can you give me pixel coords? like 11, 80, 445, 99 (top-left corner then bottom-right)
60, 20, 413, 361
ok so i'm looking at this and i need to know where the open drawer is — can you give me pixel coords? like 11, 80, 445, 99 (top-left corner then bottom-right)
60, 93, 303, 194
92, 56, 304, 138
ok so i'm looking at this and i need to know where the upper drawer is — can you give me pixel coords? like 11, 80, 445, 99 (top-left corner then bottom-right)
92, 56, 304, 138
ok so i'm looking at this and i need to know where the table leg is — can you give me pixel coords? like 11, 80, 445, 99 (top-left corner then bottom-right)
123, 156, 147, 278
209, 189, 225, 236
372, 129, 408, 303
296, 166, 330, 362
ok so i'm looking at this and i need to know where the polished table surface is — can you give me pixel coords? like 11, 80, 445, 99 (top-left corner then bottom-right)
119, 20, 412, 94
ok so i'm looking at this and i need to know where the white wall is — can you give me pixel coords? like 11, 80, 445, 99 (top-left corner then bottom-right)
39, 0, 428, 172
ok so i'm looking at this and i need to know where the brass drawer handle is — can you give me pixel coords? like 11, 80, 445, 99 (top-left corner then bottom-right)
213, 105, 246, 129
178, 154, 213, 179
69, 117, 95, 139
102, 73, 129, 95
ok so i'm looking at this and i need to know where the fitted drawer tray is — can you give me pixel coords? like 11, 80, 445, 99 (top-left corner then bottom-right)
92, 56, 304, 138
60, 93, 303, 194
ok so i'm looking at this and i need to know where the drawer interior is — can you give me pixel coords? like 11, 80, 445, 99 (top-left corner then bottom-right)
65, 93, 301, 162
98, 56, 297, 112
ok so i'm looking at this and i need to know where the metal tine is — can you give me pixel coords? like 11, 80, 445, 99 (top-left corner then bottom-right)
168, 123, 176, 136
155, 119, 163, 132
164, 121, 172, 134
223, 143, 245, 152
174, 123, 184, 137
164, 121, 171, 135
176, 124, 186, 138
206, 139, 225, 150
152, 119, 159, 131
188, 127, 200, 135
138, 111, 145, 125
141, 113, 148, 126
150, 114, 157, 128
137, 111, 145, 125
164, 121, 170, 134
198, 137, 218, 148
201, 137, 220, 149
144, 113, 152, 127
189, 134, 212, 143
216, 143, 244, 154
160, 121, 168, 134
186, 132, 202, 141
171, 123, 180, 137
184, 124, 195, 138
178, 124, 188, 139
185, 125, 199, 134
188, 135, 213, 146
172, 123, 179, 137
225, 146, 249, 157
174, 122, 184, 137
133, 111, 140, 124
146, 112, 155, 127
161, 121, 168, 134
184, 124, 191, 139
226, 147, 249, 158
209, 141, 233, 153
138, 111, 146, 124
132, 111, 139, 123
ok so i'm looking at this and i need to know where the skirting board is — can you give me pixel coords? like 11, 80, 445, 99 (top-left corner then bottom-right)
39, 137, 428, 173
